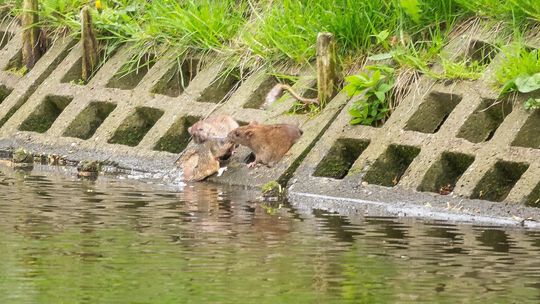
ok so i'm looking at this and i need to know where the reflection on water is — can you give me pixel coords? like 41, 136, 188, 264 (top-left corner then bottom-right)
1, 164, 540, 303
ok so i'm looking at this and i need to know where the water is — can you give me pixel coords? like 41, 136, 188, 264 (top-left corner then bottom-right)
1, 163, 540, 303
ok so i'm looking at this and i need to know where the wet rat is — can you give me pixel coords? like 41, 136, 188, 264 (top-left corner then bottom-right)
188, 115, 239, 159
226, 122, 303, 168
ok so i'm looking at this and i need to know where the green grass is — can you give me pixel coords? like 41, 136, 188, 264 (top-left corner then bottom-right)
495, 44, 540, 88
1, 0, 540, 81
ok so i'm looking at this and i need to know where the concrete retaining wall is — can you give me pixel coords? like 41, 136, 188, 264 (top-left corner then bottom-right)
0, 22, 539, 214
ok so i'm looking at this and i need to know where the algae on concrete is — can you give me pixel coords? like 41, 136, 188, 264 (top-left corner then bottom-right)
313, 138, 369, 179
107, 53, 156, 90
418, 151, 475, 194
0, 84, 12, 104
363, 144, 420, 187
152, 59, 199, 97
109, 107, 163, 147
12, 148, 32, 163
19, 95, 73, 133
471, 160, 529, 202
457, 98, 513, 143
197, 70, 241, 103
526, 182, 540, 207
405, 91, 462, 134
154, 115, 199, 153
63, 101, 117, 140
512, 109, 540, 149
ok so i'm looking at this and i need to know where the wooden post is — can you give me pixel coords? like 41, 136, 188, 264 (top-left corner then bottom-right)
81, 6, 98, 82
316, 32, 341, 106
21, 0, 44, 69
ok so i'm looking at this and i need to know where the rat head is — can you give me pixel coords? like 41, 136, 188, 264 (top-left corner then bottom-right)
226, 126, 256, 145
188, 121, 209, 144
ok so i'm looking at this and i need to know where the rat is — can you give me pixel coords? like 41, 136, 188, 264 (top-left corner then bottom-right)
188, 115, 239, 159
226, 121, 303, 167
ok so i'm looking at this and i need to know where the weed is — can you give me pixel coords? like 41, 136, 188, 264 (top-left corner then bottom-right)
435, 56, 487, 80
495, 46, 540, 109
344, 65, 395, 126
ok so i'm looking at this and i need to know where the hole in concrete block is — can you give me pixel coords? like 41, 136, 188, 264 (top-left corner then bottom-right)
63, 101, 117, 139
19, 95, 73, 133
363, 144, 421, 187
197, 69, 242, 103
313, 138, 370, 179
526, 182, 540, 207
405, 92, 462, 133
243, 75, 294, 109
467, 40, 498, 65
471, 160, 529, 202
108, 107, 163, 147
0, 104, 19, 129
0, 31, 14, 49
457, 98, 513, 143
418, 151, 475, 194
0, 84, 13, 104
4, 50, 27, 76
106, 53, 156, 90
154, 115, 200, 153
512, 109, 540, 149
152, 58, 200, 97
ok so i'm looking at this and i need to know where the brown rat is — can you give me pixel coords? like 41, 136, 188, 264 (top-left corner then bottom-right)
188, 115, 239, 159
226, 122, 303, 167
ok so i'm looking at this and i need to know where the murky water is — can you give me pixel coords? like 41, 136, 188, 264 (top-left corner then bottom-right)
1, 164, 540, 303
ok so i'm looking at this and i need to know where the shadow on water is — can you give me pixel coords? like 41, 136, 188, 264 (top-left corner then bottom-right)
1, 163, 540, 303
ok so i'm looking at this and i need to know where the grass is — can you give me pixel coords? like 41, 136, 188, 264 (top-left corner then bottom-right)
1, 0, 539, 90
495, 44, 540, 88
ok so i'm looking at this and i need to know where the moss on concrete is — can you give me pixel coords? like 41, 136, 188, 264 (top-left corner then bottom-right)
471, 160, 529, 202
152, 59, 199, 97
418, 151, 475, 194
63, 101, 116, 139
12, 148, 32, 163
109, 107, 163, 147
19, 95, 73, 133
313, 138, 369, 179
512, 109, 540, 149
363, 144, 421, 187
526, 182, 540, 207
197, 69, 241, 103
154, 115, 200, 153
0, 84, 12, 105
107, 53, 156, 90
457, 98, 513, 143
406, 92, 462, 134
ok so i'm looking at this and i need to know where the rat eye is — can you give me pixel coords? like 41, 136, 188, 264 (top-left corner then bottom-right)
198, 128, 203, 131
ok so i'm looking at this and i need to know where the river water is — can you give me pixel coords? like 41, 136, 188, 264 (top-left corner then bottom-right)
1, 163, 540, 303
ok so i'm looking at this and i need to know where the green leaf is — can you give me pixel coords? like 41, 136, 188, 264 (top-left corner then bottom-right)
500, 80, 517, 95
348, 107, 364, 118
374, 90, 385, 102
349, 117, 363, 125
368, 53, 393, 61
372, 30, 390, 44
524, 98, 540, 110
515, 73, 540, 93
378, 83, 394, 93
400, 0, 422, 24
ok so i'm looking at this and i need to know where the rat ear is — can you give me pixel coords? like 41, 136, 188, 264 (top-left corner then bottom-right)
246, 130, 254, 138
248, 121, 258, 126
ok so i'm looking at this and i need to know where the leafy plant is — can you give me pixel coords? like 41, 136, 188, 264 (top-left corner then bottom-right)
496, 47, 540, 110
343, 65, 395, 126
435, 56, 486, 80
